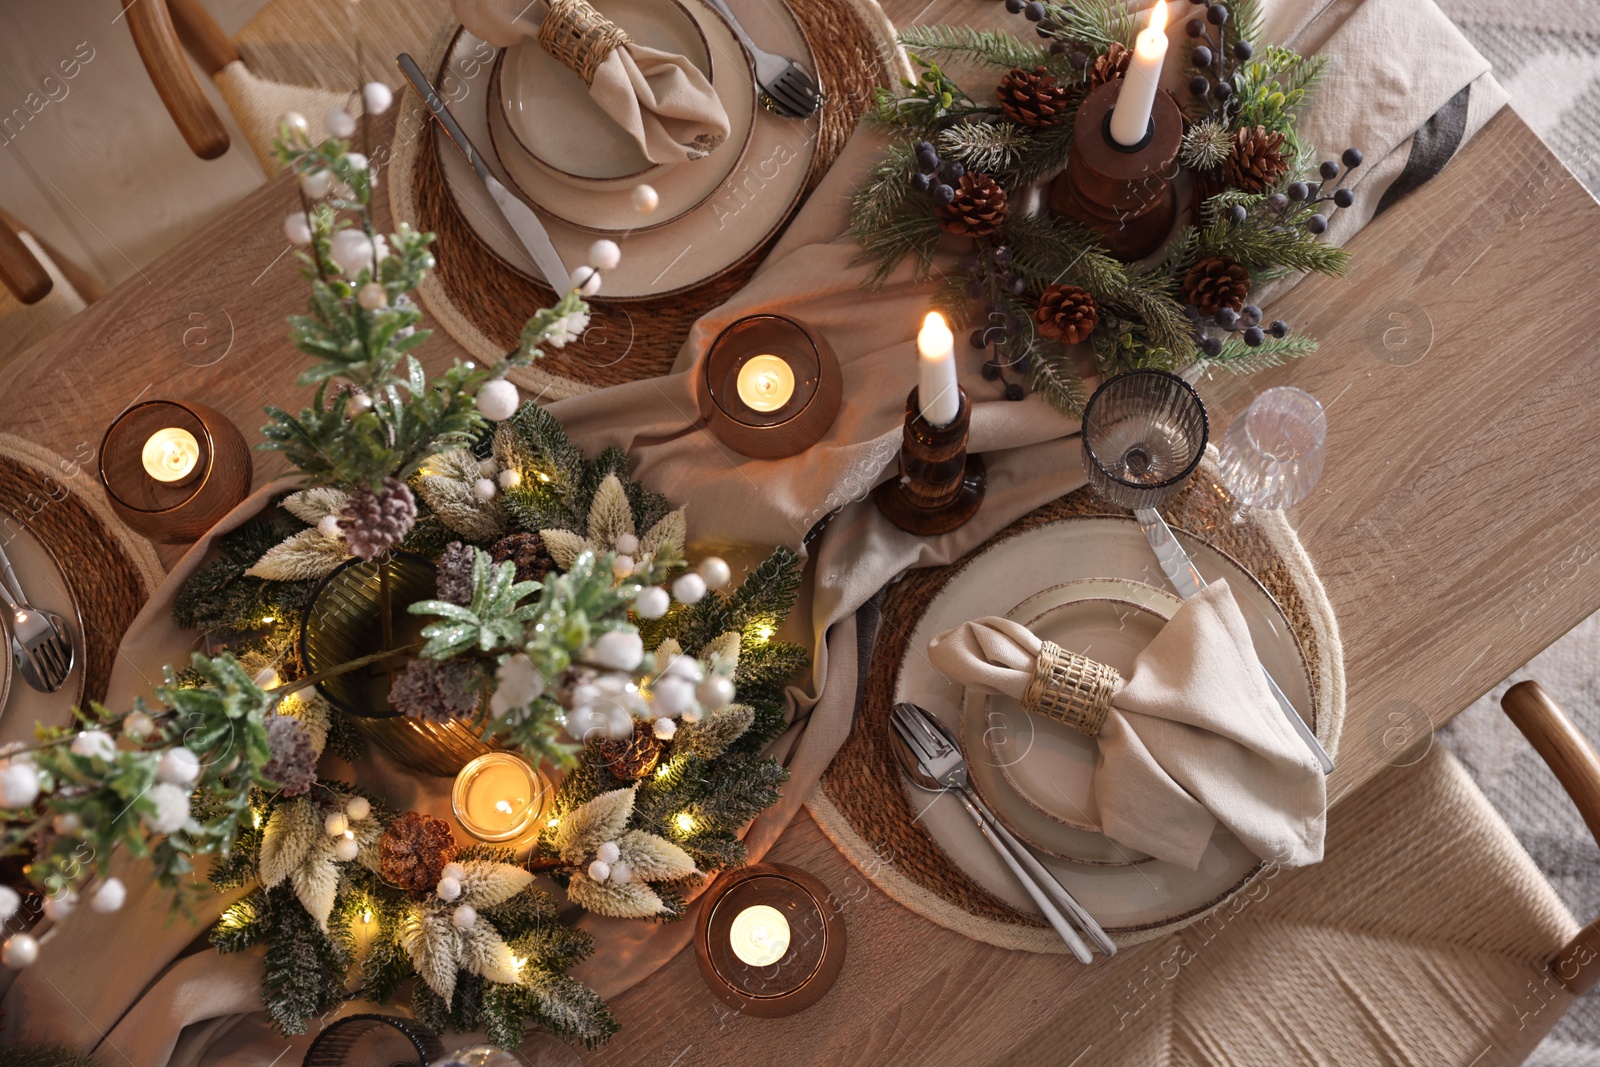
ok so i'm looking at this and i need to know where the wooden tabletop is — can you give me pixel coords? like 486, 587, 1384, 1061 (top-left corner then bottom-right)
3, 9, 1599, 1066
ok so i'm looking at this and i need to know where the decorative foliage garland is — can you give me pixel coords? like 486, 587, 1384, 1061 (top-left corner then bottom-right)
850, 0, 1361, 413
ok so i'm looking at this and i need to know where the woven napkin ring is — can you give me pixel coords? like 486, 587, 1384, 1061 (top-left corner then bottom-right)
1020, 640, 1122, 737
538, 0, 631, 87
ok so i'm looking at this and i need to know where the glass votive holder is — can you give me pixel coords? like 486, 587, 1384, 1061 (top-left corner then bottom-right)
451, 752, 552, 843
97, 400, 252, 543
694, 863, 846, 1017
698, 315, 841, 460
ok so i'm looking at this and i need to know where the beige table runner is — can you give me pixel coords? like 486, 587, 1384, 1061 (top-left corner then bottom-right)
0, 0, 1506, 1061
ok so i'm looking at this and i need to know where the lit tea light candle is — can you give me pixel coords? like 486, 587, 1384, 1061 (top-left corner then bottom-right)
735, 354, 796, 414
916, 312, 960, 427
141, 427, 202, 485
1109, 0, 1169, 148
729, 903, 791, 966
451, 753, 549, 843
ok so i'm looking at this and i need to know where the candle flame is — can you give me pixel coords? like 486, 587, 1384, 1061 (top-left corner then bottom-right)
361, 908, 373, 924
1146, 0, 1167, 33
917, 312, 953, 360
496, 799, 514, 816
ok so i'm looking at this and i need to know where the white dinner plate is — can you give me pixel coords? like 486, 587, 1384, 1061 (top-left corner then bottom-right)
895, 515, 1315, 931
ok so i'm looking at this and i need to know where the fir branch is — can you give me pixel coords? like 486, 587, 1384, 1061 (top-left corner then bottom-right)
1200, 332, 1318, 374
259, 883, 349, 1035
936, 122, 1030, 176
897, 25, 1050, 72
849, 143, 943, 287
1046, 0, 1137, 51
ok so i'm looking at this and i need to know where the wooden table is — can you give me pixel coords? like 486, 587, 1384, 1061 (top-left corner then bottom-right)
3, 9, 1599, 1065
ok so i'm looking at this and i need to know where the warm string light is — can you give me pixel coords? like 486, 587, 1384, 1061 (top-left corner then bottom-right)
673, 812, 697, 834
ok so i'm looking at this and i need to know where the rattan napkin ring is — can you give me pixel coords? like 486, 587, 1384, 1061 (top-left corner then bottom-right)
1021, 640, 1122, 737
538, 0, 631, 86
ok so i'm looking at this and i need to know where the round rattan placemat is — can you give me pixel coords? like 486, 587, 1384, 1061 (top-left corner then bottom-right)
810, 460, 1346, 952
0, 435, 164, 708
388, 0, 907, 399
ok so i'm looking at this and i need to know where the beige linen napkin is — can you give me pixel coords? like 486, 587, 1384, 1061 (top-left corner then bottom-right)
456, 0, 730, 164
927, 581, 1327, 870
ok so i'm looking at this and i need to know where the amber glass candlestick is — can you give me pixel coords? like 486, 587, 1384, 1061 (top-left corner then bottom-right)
1048, 78, 1182, 262
873, 387, 986, 535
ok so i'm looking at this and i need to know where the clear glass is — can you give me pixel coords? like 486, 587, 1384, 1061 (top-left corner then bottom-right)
1217, 386, 1326, 518
1081, 370, 1209, 510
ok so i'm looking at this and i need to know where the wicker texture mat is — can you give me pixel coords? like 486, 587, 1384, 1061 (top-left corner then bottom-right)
0, 436, 163, 708
816, 462, 1345, 949
391, 0, 903, 392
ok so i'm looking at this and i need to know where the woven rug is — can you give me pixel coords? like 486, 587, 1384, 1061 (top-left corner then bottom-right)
808, 457, 1346, 953
386, 0, 905, 401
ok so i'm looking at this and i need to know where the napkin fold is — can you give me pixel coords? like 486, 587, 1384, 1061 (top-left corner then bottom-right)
927, 581, 1326, 870
457, 0, 731, 165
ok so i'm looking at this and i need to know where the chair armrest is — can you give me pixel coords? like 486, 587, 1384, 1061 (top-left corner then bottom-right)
167, 0, 240, 76
122, 0, 230, 160
0, 219, 53, 305
1501, 679, 1600, 993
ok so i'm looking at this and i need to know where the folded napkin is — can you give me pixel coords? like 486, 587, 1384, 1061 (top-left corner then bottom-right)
456, 0, 731, 164
928, 580, 1326, 870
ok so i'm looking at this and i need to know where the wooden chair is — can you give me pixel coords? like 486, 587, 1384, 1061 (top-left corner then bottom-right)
0, 210, 101, 370
122, 0, 449, 173
996, 679, 1598, 1067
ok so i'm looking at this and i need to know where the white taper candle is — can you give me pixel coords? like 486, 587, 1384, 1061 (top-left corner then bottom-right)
917, 312, 960, 427
1108, 1, 1169, 148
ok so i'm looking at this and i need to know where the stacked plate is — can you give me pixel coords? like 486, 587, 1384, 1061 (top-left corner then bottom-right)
434, 0, 818, 299
895, 516, 1316, 931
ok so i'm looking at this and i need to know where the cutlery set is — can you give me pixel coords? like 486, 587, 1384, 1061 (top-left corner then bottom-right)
0, 539, 72, 694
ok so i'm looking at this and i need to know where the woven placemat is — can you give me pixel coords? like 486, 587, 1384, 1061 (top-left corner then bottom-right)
388, 0, 907, 398
813, 458, 1346, 952
0, 435, 164, 708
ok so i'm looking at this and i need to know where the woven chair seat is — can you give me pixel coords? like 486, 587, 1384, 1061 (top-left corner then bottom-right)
997, 746, 1581, 1067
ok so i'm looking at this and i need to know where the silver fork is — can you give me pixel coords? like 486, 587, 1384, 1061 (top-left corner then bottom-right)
699, 0, 822, 118
891, 701, 1115, 961
0, 541, 73, 693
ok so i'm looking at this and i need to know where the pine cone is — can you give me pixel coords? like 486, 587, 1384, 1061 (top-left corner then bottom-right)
1088, 42, 1131, 88
595, 720, 664, 781
1182, 255, 1252, 314
489, 532, 559, 585
996, 66, 1072, 127
1035, 284, 1100, 344
261, 714, 317, 796
1224, 124, 1289, 194
436, 541, 476, 605
378, 811, 457, 893
339, 478, 417, 560
388, 658, 481, 723
937, 172, 1009, 238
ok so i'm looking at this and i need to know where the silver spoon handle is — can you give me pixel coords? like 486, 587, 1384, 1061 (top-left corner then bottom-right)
966, 787, 1116, 957
956, 790, 1093, 963
699, 0, 762, 58
0, 539, 26, 606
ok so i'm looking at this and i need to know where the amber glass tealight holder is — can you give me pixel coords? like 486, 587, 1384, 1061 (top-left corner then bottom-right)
694, 863, 846, 1017
98, 400, 252, 543
698, 315, 842, 460
451, 752, 551, 844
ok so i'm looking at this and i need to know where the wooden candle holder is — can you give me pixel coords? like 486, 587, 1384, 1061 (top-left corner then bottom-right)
1048, 78, 1182, 262
694, 863, 846, 1017
873, 387, 986, 535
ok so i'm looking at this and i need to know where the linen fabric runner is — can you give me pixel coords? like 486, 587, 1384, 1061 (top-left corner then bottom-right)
0, 0, 1505, 1061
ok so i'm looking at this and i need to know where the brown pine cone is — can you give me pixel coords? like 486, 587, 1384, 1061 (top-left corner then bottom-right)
996, 66, 1072, 127
378, 811, 458, 893
1182, 256, 1251, 314
937, 172, 1009, 238
1088, 42, 1131, 88
596, 720, 664, 781
1035, 284, 1100, 344
490, 532, 559, 584
1224, 124, 1289, 194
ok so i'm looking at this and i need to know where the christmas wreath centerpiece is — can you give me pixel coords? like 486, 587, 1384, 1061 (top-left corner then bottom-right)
851, 0, 1362, 411
0, 105, 803, 1051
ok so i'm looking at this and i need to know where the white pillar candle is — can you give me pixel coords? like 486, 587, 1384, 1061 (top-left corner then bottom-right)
1108, 1, 1169, 148
916, 312, 960, 427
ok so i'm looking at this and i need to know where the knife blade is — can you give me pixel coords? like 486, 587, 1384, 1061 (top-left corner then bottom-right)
1134, 507, 1335, 775
396, 52, 569, 288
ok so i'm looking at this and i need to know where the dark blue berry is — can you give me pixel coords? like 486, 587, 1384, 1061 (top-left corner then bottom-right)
944, 161, 965, 180
1242, 325, 1265, 347
1319, 160, 1339, 181
1306, 213, 1328, 234
1049, 42, 1066, 55
969, 329, 987, 349
1201, 335, 1224, 357
1192, 45, 1213, 68
1182, 304, 1201, 322
916, 144, 938, 172
982, 360, 1002, 380
1240, 304, 1261, 326
1004, 382, 1026, 401
1005, 0, 1023, 12
1009, 276, 1027, 295
1216, 307, 1238, 329
1213, 80, 1232, 101
1287, 181, 1310, 201
1070, 50, 1090, 69
993, 246, 1013, 265
1185, 17, 1205, 37
910, 172, 931, 193
1269, 319, 1289, 338
959, 254, 980, 272
1189, 76, 1210, 98
1207, 4, 1228, 24
934, 184, 956, 205
1232, 40, 1253, 61
1228, 204, 1248, 224
1267, 192, 1289, 212
1037, 19, 1056, 32
1342, 147, 1363, 168
1024, 1, 1044, 21
1333, 188, 1354, 208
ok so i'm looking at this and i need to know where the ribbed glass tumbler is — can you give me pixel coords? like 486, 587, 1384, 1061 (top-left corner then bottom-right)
1080, 370, 1209, 510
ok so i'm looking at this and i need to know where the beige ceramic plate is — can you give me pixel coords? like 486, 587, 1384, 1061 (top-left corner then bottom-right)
434, 5, 817, 299
495, 0, 715, 189
958, 578, 1180, 866
895, 515, 1314, 931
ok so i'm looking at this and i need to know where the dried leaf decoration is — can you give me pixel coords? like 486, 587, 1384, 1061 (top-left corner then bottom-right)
257, 794, 382, 930
566, 871, 671, 919
551, 787, 636, 862
539, 474, 686, 573
258, 796, 319, 890
401, 858, 533, 1005
275, 691, 331, 758
417, 448, 507, 542
282, 487, 347, 524
245, 528, 349, 581
637, 508, 685, 561
539, 528, 590, 573
615, 829, 695, 881
673, 704, 754, 761
585, 475, 634, 548
402, 907, 462, 1005
458, 859, 533, 908
700, 630, 742, 671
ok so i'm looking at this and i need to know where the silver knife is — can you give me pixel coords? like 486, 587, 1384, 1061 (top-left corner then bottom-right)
396, 52, 569, 288
1134, 507, 1335, 775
